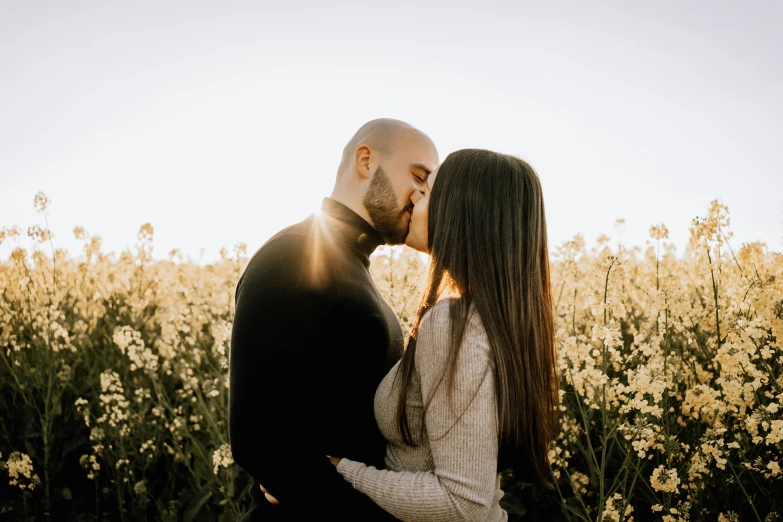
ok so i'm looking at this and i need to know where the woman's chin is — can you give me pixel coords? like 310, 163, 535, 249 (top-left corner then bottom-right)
405, 235, 428, 253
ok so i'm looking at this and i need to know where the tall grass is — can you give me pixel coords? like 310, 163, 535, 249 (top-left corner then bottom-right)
1, 195, 781, 521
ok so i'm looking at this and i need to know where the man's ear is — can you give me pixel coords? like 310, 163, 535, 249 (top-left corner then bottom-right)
354, 145, 372, 180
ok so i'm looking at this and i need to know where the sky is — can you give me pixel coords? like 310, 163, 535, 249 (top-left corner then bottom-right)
1, 1, 782, 263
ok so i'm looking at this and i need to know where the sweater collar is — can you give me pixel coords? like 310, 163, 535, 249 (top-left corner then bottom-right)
320, 198, 385, 257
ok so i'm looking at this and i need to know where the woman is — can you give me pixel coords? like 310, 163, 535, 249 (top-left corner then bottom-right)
266, 149, 560, 521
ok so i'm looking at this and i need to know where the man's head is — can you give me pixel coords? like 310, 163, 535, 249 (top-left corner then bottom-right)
332, 119, 439, 244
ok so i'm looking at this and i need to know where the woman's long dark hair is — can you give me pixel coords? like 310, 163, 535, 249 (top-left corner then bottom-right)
393, 149, 559, 488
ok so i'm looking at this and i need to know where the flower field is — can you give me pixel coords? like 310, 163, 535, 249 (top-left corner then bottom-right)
1, 195, 782, 521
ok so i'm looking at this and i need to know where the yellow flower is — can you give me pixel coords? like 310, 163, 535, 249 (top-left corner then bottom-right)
27, 224, 52, 242
33, 191, 50, 212
650, 223, 669, 240
767, 420, 783, 445
6, 452, 41, 491
138, 223, 154, 242
212, 444, 234, 474
650, 465, 680, 493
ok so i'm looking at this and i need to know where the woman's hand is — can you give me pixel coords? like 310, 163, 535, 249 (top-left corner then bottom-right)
259, 484, 280, 505
328, 455, 342, 466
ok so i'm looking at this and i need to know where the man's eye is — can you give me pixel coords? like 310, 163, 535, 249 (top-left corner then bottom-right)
414, 175, 425, 184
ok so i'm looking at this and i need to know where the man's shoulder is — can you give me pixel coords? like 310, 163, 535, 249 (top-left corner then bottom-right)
237, 216, 336, 293
259, 217, 317, 250
245, 217, 318, 265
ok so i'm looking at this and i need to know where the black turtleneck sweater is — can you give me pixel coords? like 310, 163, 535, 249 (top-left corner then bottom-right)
229, 198, 404, 521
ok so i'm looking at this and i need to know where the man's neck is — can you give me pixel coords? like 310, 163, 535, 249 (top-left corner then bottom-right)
328, 191, 375, 228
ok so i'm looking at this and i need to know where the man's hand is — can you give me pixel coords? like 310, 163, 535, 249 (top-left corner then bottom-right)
260, 484, 280, 504
260, 456, 342, 504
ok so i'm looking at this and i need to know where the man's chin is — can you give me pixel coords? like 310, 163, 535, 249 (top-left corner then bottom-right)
376, 228, 406, 246
385, 235, 408, 246
383, 223, 411, 246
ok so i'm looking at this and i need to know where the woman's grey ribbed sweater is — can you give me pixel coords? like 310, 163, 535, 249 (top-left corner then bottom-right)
336, 299, 508, 522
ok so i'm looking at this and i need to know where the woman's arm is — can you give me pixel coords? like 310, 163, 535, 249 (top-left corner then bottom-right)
335, 304, 500, 522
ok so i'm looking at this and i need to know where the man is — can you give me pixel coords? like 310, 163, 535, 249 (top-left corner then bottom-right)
229, 119, 439, 520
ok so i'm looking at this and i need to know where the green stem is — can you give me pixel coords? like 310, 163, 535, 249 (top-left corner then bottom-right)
557, 462, 592, 520
619, 457, 643, 522
566, 366, 601, 477
598, 259, 616, 521
727, 460, 762, 522
706, 248, 722, 350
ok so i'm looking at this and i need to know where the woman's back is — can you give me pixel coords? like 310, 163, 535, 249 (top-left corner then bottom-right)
337, 299, 508, 521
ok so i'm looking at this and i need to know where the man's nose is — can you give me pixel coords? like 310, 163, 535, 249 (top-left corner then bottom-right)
410, 189, 425, 205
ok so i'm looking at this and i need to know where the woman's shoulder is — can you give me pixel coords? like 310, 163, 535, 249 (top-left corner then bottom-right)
418, 298, 453, 331
417, 299, 490, 364
420, 299, 486, 335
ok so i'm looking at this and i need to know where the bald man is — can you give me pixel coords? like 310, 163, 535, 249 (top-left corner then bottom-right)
229, 119, 439, 520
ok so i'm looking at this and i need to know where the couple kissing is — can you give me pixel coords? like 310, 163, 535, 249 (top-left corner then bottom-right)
228, 118, 559, 521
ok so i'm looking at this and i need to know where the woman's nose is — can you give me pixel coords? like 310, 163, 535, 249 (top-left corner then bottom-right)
410, 189, 425, 205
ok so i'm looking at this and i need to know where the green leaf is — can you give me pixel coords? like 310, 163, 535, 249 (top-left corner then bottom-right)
183, 489, 212, 522
562, 502, 591, 522
24, 439, 37, 459
500, 493, 528, 515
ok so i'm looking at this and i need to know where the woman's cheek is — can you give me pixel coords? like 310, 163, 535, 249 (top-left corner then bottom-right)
414, 201, 429, 250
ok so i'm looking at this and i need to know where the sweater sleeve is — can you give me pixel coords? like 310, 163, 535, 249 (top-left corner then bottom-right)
335, 303, 501, 522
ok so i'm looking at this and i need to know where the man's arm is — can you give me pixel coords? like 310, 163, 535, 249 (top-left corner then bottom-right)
228, 233, 398, 520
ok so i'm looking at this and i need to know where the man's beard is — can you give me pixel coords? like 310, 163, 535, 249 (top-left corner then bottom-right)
363, 165, 411, 245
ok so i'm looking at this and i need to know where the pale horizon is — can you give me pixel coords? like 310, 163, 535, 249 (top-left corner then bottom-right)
2, 1, 782, 263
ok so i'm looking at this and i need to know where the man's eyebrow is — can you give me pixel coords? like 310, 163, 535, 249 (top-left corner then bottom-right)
409, 163, 432, 176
